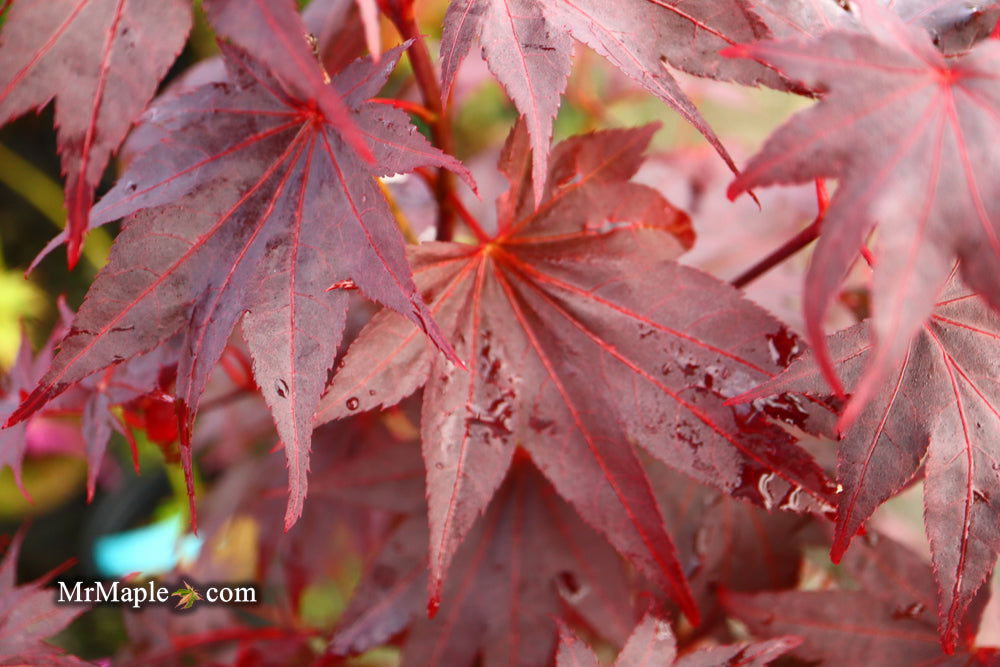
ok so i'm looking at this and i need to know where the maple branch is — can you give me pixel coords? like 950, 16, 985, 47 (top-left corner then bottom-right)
731, 180, 828, 289
389, 4, 459, 242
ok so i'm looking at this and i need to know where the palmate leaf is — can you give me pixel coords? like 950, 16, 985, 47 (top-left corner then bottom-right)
439, 0, 794, 204
0, 0, 192, 267
333, 459, 636, 665
0, 532, 88, 666
727, 1, 1000, 434
722, 530, 999, 664
751, 0, 1000, 53
5, 34, 470, 531
735, 277, 1000, 651
317, 122, 837, 622
647, 458, 817, 634
0, 304, 175, 500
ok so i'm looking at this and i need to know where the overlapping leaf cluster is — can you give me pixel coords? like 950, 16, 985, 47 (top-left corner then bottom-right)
2, 0, 1000, 664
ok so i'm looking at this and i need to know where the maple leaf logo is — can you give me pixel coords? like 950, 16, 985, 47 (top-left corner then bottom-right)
171, 582, 202, 610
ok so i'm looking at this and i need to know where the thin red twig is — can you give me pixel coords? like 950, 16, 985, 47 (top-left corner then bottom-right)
386, 3, 461, 241
731, 179, 829, 288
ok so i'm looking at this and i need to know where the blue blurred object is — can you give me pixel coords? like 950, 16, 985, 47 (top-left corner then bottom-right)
93, 514, 202, 577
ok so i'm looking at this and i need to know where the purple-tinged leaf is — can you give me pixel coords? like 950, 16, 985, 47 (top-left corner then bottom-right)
0, 0, 191, 267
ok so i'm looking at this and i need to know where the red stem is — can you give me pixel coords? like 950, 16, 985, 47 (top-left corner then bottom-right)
731, 179, 829, 288
388, 3, 460, 241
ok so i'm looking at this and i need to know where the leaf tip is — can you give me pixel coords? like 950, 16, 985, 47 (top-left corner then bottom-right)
6, 385, 54, 429
940, 629, 959, 655
283, 497, 303, 533
66, 238, 83, 271
725, 181, 744, 202
680, 595, 701, 628
427, 591, 441, 619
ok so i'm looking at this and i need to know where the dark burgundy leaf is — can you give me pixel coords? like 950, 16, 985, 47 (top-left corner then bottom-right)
728, 3, 1000, 436
752, 0, 1000, 53
1, 309, 175, 499
647, 457, 816, 635
0, 0, 191, 267
194, 411, 426, 590
203, 0, 369, 159
440, 0, 794, 202
334, 460, 635, 666
329, 515, 429, 655
0, 532, 88, 666
6, 43, 470, 531
735, 278, 1000, 651
722, 530, 995, 662
302, 0, 371, 73
318, 123, 836, 622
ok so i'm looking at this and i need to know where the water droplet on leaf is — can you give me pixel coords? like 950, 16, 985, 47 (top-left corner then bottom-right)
891, 602, 926, 620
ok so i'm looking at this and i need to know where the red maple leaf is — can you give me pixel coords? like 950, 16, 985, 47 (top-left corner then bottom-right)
0, 532, 88, 666
0, 0, 192, 267
727, 2, 1000, 434
722, 530, 999, 663
647, 457, 818, 634
751, 0, 1000, 53
332, 459, 636, 664
317, 122, 837, 622
734, 277, 1000, 651
439, 0, 794, 203
5, 35, 471, 532
0, 303, 175, 501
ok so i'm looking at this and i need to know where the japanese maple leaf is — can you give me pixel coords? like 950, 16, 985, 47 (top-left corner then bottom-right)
722, 531, 999, 663
0, 305, 173, 500
647, 458, 817, 635
439, 0, 792, 204
5, 36, 470, 532
0, 0, 191, 268
752, 0, 1000, 53
332, 459, 636, 665
317, 122, 837, 622
0, 532, 89, 666
556, 612, 800, 667
67, 337, 180, 501
727, 2, 1000, 434
41, 298, 184, 502
734, 278, 1000, 652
